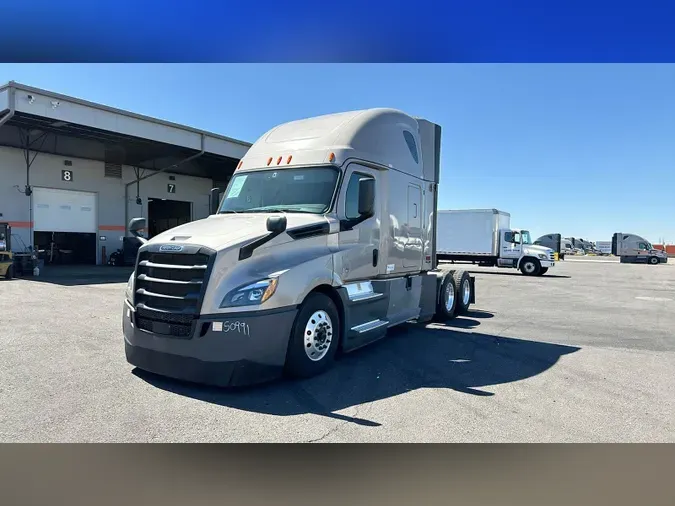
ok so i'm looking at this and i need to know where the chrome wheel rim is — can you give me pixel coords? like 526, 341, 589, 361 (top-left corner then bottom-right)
445, 282, 455, 311
524, 261, 536, 273
462, 279, 471, 306
304, 310, 333, 361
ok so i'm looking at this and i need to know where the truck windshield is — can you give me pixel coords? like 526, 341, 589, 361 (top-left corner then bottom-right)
521, 231, 533, 245
218, 167, 339, 214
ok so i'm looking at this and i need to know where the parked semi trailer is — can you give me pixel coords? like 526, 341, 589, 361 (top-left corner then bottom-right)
122, 108, 477, 387
436, 209, 555, 276
612, 233, 668, 264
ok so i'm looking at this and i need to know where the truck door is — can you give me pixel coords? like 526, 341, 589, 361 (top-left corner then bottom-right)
403, 184, 423, 268
336, 164, 381, 282
636, 241, 650, 262
501, 230, 522, 261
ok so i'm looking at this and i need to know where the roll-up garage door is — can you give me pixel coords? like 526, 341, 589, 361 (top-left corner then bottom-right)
33, 187, 97, 233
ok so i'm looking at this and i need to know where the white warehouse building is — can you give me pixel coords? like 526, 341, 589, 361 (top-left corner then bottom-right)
0, 81, 251, 267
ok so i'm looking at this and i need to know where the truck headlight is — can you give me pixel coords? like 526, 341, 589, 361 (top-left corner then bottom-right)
221, 278, 279, 308
538, 254, 547, 259
125, 272, 135, 302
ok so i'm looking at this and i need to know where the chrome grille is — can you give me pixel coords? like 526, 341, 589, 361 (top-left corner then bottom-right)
133, 246, 214, 338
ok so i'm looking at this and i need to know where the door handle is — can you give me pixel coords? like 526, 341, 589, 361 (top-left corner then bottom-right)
413, 203, 417, 218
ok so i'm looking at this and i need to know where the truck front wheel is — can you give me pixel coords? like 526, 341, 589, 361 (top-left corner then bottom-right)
520, 258, 541, 276
648, 256, 660, 265
284, 292, 340, 378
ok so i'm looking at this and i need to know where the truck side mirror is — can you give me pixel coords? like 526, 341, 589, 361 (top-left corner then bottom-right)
358, 178, 375, 217
266, 215, 287, 234
128, 217, 147, 243
239, 215, 288, 261
209, 188, 222, 215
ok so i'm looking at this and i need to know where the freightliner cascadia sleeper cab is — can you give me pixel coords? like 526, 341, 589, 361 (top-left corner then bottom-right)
122, 108, 476, 386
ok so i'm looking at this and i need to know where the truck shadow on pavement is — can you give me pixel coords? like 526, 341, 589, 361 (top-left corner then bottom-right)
133, 310, 580, 429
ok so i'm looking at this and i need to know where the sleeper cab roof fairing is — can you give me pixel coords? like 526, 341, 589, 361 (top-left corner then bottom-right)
235, 108, 429, 179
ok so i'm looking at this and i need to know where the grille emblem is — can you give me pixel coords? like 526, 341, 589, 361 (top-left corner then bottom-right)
159, 244, 184, 252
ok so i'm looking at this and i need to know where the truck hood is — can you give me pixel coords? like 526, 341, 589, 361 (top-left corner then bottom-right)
524, 244, 553, 256
147, 213, 331, 251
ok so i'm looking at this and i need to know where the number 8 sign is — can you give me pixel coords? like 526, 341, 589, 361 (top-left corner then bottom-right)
61, 169, 73, 182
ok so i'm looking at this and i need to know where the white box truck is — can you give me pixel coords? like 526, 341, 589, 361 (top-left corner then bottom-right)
436, 209, 556, 275
122, 108, 478, 387
595, 241, 612, 256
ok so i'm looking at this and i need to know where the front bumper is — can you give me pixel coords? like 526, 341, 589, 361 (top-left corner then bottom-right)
122, 301, 298, 387
540, 259, 555, 268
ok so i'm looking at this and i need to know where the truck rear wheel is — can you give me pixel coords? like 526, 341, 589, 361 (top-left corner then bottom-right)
435, 273, 457, 322
284, 292, 340, 379
452, 270, 472, 314
520, 258, 541, 276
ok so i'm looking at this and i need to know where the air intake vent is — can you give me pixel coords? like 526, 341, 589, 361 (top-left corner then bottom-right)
105, 163, 123, 179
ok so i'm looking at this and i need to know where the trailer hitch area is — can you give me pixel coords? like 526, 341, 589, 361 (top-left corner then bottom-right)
470, 276, 476, 304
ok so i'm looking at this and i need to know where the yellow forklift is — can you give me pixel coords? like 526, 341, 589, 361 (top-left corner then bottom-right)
0, 222, 13, 279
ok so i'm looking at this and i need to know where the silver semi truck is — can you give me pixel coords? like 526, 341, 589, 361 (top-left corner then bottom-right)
122, 108, 477, 387
534, 233, 574, 260
612, 233, 668, 264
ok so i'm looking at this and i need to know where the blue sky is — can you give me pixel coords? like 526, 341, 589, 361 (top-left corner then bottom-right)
1, 64, 674, 243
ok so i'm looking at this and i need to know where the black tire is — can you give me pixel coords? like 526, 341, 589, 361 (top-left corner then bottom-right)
452, 270, 472, 315
520, 257, 541, 276
648, 256, 659, 265
284, 292, 340, 379
4, 264, 13, 280
434, 273, 457, 322
560, 254, 565, 261
537, 267, 549, 276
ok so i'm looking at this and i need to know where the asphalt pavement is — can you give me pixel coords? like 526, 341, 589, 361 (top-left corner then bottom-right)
1, 259, 673, 442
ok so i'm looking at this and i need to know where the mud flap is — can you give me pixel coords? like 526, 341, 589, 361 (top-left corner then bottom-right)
470, 276, 476, 304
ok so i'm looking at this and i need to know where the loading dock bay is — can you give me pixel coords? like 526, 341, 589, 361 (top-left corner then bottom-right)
0, 81, 250, 271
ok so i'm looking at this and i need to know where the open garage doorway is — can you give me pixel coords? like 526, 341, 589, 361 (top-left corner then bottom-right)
148, 198, 192, 238
32, 187, 98, 266
33, 231, 97, 265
